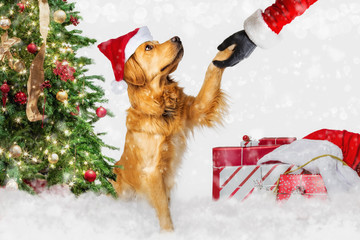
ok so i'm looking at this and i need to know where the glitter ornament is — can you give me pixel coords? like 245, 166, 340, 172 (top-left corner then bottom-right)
9, 144, 22, 158
14, 91, 27, 105
0, 17, 11, 30
48, 153, 59, 164
54, 10, 67, 24
56, 90, 68, 102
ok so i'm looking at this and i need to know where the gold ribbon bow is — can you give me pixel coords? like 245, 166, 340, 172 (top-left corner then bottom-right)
0, 32, 21, 69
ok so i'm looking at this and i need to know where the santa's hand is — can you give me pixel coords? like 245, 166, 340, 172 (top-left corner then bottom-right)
213, 30, 256, 68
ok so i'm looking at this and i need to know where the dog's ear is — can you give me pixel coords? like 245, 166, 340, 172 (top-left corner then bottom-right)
124, 56, 146, 86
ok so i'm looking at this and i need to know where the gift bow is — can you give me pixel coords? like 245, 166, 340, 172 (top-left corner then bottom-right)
0, 32, 21, 69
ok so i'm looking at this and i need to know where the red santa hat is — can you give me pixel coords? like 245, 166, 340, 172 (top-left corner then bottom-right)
98, 26, 153, 81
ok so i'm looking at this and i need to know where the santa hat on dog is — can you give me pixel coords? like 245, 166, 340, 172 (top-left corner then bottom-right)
98, 26, 153, 81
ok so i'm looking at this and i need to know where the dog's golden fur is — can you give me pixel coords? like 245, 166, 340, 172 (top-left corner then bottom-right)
112, 37, 233, 231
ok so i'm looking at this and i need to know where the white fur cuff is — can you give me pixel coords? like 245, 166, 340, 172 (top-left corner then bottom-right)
244, 9, 282, 49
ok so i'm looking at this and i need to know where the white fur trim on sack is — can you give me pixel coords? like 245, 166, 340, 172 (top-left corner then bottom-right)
244, 9, 281, 49
125, 26, 153, 62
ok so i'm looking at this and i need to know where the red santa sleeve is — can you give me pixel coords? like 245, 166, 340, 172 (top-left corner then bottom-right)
244, 0, 318, 49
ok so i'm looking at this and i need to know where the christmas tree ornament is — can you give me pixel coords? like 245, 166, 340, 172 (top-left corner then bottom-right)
243, 135, 251, 142
13, 59, 26, 72
70, 15, 79, 26
96, 106, 107, 118
9, 144, 22, 158
0, 17, 11, 30
53, 10, 67, 24
17, 3, 25, 13
56, 90, 68, 102
27, 43, 38, 54
53, 60, 76, 82
84, 169, 97, 182
0, 81, 10, 107
14, 91, 27, 105
48, 153, 59, 164
0, 32, 21, 69
5, 179, 18, 190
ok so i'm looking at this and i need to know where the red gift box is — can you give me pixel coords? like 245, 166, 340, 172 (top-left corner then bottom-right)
258, 137, 297, 146
213, 145, 280, 167
276, 174, 327, 201
213, 163, 301, 201
212, 145, 304, 201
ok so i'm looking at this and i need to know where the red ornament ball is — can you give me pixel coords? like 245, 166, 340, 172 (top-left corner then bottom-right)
243, 135, 250, 142
14, 91, 27, 105
84, 170, 97, 182
17, 3, 25, 12
96, 106, 107, 118
27, 43, 38, 54
0, 82, 10, 94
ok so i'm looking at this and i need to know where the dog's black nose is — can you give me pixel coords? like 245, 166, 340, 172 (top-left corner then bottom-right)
171, 36, 181, 43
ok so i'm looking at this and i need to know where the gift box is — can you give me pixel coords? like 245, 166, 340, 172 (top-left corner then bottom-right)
213, 163, 302, 201
276, 174, 327, 201
258, 137, 297, 146
213, 145, 281, 166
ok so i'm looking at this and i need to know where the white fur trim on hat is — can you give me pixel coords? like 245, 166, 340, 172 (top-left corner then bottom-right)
125, 26, 153, 62
244, 9, 282, 49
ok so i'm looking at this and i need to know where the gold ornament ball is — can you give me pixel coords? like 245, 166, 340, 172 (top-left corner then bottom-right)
56, 90, 68, 102
48, 153, 59, 164
0, 16, 11, 30
9, 144, 22, 158
13, 60, 26, 73
54, 10, 67, 24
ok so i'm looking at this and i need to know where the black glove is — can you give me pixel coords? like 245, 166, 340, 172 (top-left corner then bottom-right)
213, 30, 256, 68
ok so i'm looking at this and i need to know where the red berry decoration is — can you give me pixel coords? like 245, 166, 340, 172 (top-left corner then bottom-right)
96, 106, 107, 118
17, 3, 25, 13
14, 91, 27, 105
70, 15, 80, 26
84, 170, 96, 182
27, 43, 38, 54
243, 135, 250, 142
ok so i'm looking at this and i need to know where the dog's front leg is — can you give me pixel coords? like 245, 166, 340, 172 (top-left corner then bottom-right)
143, 171, 174, 231
187, 46, 234, 127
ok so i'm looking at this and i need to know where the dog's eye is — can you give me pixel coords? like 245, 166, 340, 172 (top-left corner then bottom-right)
145, 45, 154, 51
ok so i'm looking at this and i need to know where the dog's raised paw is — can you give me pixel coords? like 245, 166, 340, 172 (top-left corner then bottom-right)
213, 44, 235, 62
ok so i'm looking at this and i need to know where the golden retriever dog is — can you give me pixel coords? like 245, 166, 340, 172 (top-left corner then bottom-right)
112, 35, 233, 231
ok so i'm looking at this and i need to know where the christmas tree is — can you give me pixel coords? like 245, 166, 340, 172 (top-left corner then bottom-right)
0, 0, 117, 196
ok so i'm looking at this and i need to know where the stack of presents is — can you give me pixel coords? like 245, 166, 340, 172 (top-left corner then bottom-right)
212, 136, 327, 201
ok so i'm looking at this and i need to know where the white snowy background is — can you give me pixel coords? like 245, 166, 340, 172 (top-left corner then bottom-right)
1, 0, 360, 239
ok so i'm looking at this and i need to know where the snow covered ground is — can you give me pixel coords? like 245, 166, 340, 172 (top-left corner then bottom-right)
2, 0, 360, 238
1, 187, 360, 239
